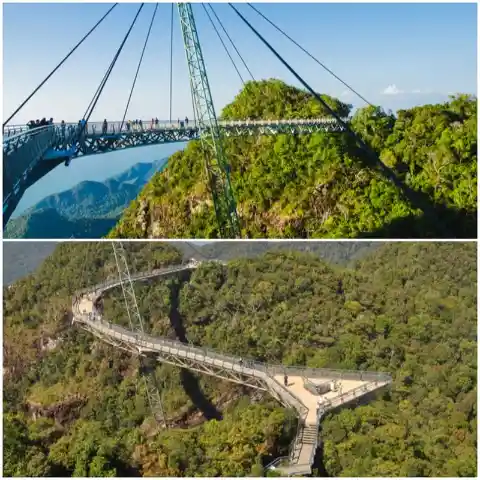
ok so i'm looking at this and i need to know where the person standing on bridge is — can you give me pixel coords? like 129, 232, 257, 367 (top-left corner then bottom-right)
185, 116, 189, 127
139, 119, 143, 131
102, 119, 108, 135
155, 117, 159, 128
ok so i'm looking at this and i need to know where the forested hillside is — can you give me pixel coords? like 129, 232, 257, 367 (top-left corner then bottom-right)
195, 240, 375, 264
3, 242, 477, 477
110, 80, 477, 238
170, 240, 376, 265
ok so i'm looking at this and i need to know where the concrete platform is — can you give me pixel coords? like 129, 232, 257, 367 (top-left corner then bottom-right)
77, 296, 95, 314
274, 374, 367, 424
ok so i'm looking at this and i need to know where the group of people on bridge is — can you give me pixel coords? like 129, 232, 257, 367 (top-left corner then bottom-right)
121, 117, 191, 132
24, 116, 193, 135
27, 118, 54, 129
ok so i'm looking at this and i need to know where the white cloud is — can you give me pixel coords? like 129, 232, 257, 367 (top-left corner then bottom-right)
340, 90, 353, 98
382, 85, 432, 96
383, 84, 404, 95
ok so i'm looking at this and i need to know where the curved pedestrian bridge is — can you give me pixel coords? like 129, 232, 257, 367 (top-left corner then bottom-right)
72, 261, 391, 476
2, 117, 347, 225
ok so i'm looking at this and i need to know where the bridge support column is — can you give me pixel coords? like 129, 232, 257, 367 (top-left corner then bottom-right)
177, 3, 240, 238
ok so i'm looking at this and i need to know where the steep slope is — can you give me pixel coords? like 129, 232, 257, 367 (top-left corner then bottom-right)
3, 242, 476, 477
5, 159, 167, 239
110, 80, 476, 239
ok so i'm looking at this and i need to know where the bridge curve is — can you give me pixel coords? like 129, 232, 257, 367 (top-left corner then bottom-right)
3, 117, 347, 226
72, 260, 392, 476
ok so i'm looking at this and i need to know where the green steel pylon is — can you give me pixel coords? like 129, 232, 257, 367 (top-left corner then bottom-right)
112, 241, 145, 334
111, 241, 167, 428
177, 3, 241, 238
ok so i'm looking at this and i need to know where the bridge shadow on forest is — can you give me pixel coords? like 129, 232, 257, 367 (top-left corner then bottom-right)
150, 135, 474, 240
358, 204, 476, 239
168, 271, 222, 421
337, 137, 477, 240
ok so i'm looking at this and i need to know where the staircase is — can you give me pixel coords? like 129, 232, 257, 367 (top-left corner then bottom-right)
283, 423, 318, 475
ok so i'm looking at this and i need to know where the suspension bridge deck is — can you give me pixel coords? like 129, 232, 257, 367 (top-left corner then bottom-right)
2, 117, 347, 226
71, 261, 392, 476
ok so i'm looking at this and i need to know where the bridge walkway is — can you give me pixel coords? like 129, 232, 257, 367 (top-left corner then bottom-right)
3, 117, 346, 225
72, 263, 392, 476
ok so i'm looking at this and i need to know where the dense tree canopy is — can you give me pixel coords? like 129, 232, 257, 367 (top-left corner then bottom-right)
3, 242, 477, 476
109, 80, 476, 238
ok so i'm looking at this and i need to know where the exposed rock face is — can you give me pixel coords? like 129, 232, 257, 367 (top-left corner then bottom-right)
27, 394, 88, 424
40, 336, 62, 351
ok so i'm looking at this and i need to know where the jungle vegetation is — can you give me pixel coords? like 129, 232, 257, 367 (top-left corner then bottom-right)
3, 242, 476, 476
109, 79, 477, 239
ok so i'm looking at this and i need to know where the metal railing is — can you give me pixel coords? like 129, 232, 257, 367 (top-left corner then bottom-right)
76, 301, 391, 388
3, 125, 59, 205
77, 271, 391, 386
3, 124, 55, 151
75, 264, 198, 296
75, 307, 317, 470
267, 364, 391, 382
306, 378, 390, 467
4, 117, 350, 136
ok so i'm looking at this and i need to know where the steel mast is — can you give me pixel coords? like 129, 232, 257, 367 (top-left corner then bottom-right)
111, 242, 167, 427
177, 3, 241, 238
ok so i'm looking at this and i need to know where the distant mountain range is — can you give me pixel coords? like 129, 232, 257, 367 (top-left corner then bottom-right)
177, 241, 377, 265
5, 159, 167, 239
3, 240, 376, 286
3, 242, 58, 286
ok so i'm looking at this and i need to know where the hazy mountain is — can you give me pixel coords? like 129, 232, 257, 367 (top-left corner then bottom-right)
5, 159, 167, 239
3, 241, 58, 285
4, 208, 119, 239
192, 241, 377, 265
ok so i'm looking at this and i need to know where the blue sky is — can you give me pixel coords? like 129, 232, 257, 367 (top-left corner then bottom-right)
3, 2, 477, 214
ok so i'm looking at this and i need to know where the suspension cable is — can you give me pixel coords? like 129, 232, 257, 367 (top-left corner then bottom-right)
3, 4, 118, 127
169, 3, 174, 123
80, 242, 91, 289
82, 48, 120, 121
121, 4, 159, 132
209, 5, 255, 82
202, 4, 245, 85
185, 241, 213, 261
246, 3, 373, 107
229, 5, 356, 135
83, 4, 144, 125
84, 63, 112, 120
229, 3, 444, 230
